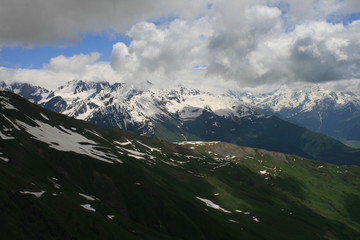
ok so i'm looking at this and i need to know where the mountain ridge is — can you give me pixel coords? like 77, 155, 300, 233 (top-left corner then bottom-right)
2, 80, 360, 165
230, 85, 360, 142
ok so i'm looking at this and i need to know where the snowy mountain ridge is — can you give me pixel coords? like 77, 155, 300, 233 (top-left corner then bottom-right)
3, 80, 360, 142
230, 85, 360, 141
3, 80, 360, 163
231, 85, 360, 113
1, 80, 261, 135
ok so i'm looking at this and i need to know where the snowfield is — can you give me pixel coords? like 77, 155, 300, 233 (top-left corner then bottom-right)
15, 119, 121, 164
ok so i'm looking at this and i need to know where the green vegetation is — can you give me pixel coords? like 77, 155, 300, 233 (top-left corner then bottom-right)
1, 91, 360, 239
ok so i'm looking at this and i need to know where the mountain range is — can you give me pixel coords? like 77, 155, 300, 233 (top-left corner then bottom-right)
230, 85, 360, 146
2, 80, 360, 165
1, 90, 360, 239
5, 80, 360, 145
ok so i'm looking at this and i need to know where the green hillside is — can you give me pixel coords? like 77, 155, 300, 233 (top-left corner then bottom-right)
1, 91, 360, 239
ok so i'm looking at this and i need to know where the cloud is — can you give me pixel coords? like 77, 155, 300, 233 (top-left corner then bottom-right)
205, 4, 284, 85
0, 53, 119, 89
270, 21, 360, 84
110, 18, 213, 88
45, 52, 101, 73
0, 0, 208, 46
108, 1, 360, 88
2, 0, 360, 90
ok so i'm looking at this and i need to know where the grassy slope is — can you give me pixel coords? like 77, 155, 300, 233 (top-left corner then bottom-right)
1, 91, 360, 239
188, 142, 360, 234
2, 138, 360, 239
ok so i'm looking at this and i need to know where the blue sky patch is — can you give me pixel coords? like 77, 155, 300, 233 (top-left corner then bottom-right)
0, 33, 132, 69
327, 12, 360, 25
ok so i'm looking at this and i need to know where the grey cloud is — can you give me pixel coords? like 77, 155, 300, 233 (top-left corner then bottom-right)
0, 0, 207, 45
205, 4, 284, 86
203, 2, 360, 86
289, 37, 344, 82
98, 1, 360, 88
110, 18, 212, 87
3, 0, 360, 90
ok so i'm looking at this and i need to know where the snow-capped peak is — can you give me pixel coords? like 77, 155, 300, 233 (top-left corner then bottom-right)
229, 84, 360, 113
0, 81, 50, 104
4, 80, 263, 136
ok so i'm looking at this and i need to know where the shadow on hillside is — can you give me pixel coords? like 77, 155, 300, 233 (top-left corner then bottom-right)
344, 193, 360, 223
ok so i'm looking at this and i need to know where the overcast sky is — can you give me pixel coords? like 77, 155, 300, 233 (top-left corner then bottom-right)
1, 0, 360, 91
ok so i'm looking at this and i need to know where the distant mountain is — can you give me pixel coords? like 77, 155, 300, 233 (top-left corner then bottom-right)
1, 91, 360, 239
1, 81, 50, 103
2, 80, 360, 165
230, 85, 360, 143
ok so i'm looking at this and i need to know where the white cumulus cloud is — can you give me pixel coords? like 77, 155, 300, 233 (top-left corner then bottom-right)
2, 0, 360, 91
0, 53, 119, 89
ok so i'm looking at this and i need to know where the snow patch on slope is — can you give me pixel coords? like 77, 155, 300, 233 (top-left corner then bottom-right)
196, 197, 231, 213
40, 113, 49, 121
20, 190, 45, 197
0, 96, 18, 110
15, 119, 121, 164
0, 152, 9, 162
79, 193, 96, 201
0, 130, 14, 140
80, 204, 96, 212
